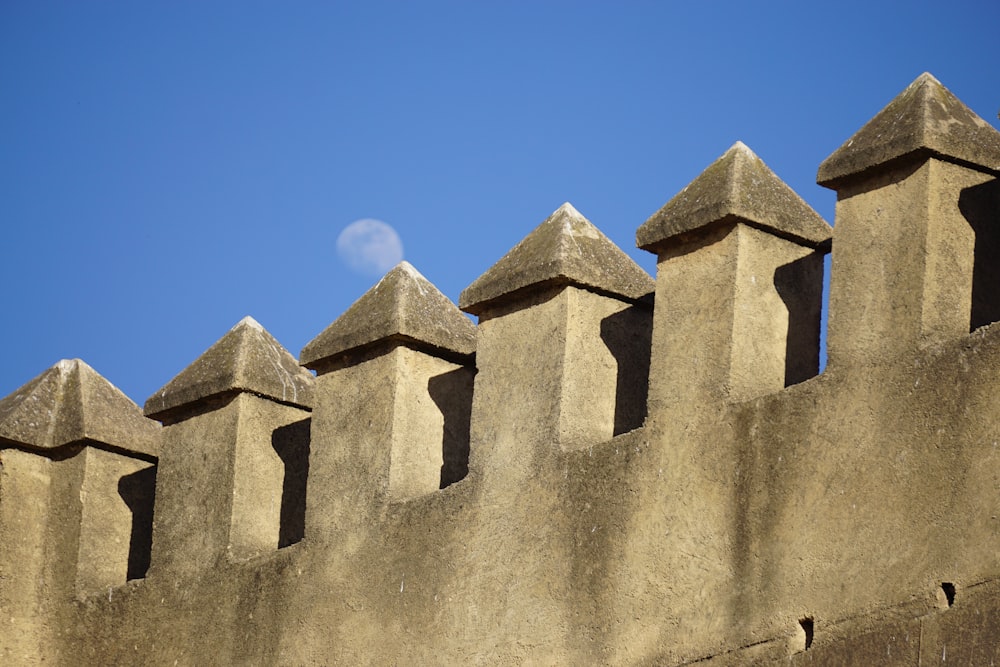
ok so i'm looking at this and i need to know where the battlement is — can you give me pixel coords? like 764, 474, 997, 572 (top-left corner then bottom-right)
2, 73, 999, 665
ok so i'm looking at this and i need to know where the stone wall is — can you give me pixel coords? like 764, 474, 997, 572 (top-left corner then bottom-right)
2, 73, 999, 665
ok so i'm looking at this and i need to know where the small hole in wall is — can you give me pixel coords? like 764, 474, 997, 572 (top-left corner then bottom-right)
798, 617, 814, 651
939, 582, 956, 608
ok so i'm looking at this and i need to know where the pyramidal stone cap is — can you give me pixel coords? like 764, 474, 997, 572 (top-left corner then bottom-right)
637, 142, 832, 253
145, 316, 314, 420
0, 359, 160, 458
459, 202, 654, 315
818, 72, 1000, 189
301, 261, 476, 370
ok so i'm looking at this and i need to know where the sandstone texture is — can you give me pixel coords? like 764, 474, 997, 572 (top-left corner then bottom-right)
2, 73, 1000, 665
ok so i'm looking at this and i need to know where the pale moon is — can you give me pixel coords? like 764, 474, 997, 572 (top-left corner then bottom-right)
336, 219, 404, 276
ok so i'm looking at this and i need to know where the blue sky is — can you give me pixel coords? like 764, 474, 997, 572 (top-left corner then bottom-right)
2, 1, 998, 404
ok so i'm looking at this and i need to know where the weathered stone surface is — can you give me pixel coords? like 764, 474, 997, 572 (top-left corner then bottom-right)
468, 284, 651, 469
786, 617, 922, 666
150, 392, 310, 574
637, 142, 832, 252
7, 75, 1000, 667
145, 316, 313, 420
818, 76, 1000, 369
919, 580, 1000, 665
0, 358, 159, 457
0, 449, 58, 662
300, 261, 475, 370
648, 224, 824, 410
824, 159, 994, 366
75, 448, 155, 592
307, 346, 473, 525
818, 72, 1000, 189
0, 363, 160, 661
460, 202, 654, 315
304, 266, 477, 519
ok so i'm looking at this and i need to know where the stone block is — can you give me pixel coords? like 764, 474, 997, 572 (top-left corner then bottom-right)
146, 318, 313, 571
76, 447, 156, 592
0, 449, 54, 663
461, 203, 653, 475
640, 142, 830, 411
302, 262, 476, 537
820, 73, 1000, 366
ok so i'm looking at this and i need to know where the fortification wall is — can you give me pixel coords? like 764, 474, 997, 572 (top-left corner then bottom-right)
1, 73, 999, 665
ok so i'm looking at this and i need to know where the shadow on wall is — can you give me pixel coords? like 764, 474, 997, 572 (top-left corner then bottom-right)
774, 252, 825, 387
272, 419, 311, 548
428, 367, 476, 489
600, 304, 652, 436
963, 179, 1000, 332
117, 465, 157, 580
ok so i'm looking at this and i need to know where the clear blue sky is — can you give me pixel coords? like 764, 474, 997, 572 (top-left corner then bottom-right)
2, 1, 998, 404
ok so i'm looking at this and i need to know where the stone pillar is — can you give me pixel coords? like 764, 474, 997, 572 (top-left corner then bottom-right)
637, 141, 832, 412
625, 144, 831, 655
144, 317, 313, 574
0, 359, 160, 662
459, 203, 654, 483
300, 262, 476, 538
818, 73, 1000, 367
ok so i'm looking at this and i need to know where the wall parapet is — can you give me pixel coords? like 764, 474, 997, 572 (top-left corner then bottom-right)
1, 72, 999, 665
